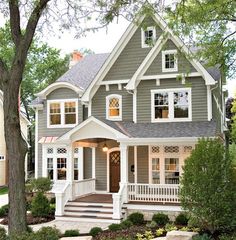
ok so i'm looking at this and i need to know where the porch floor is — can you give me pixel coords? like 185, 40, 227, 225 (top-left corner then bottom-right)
73, 194, 113, 204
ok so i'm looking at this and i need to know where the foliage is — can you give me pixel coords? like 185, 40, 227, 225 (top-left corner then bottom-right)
64, 229, 80, 237
0, 227, 7, 240
0, 205, 8, 217
0, 187, 8, 195
136, 231, 154, 240
31, 192, 51, 217
128, 212, 144, 225
108, 223, 122, 232
180, 138, 236, 233
50, 197, 56, 204
152, 213, 169, 226
89, 227, 103, 237
156, 228, 165, 237
146, 221, 157, 228
219, 233, 236, 240
193, 234, 212, 240
120, 220, 133, 229
30, 177, 52, 193
175, 213, 189, 226
34, 227, 60, 240
164, 223, 177, 232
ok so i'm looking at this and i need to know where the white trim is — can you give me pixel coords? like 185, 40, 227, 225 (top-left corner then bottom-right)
88, 101, 92, 117
162, 49, 178, 72
207, 85, 212, 121
78, 147, 84, 180
47, 99, 79, 128
151, 88, 192, 123
35, 110, 39, 178
133, 90, 137, 123
106, 94, 122, 121
36, 82, 83, 99
156, 79, 160, 86
134, 146, 137, 184
141, 26, 156, 48
105, 85, 110, 91
140, 72, 201, 80
107, 147, 120, 192
92, 147, 96, 179
124, 203, 182, 212
99, 79, 130, 85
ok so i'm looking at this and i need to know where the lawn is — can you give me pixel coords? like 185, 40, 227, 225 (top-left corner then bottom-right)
0, 187, 8, 195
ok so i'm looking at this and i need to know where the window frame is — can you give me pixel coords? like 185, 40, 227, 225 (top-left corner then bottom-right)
151, 88, 192, 122
162, 49, 178, 72
47, 99, 78, 128
106, 94, 122, 121
141, 26, 156, 48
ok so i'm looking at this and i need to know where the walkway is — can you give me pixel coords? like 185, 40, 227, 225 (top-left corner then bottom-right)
0, 194, 8, 207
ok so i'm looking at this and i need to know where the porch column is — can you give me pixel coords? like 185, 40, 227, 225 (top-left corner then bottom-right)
67, 144, 73, 200
120, 144, 128, 184
78, 147, 84, 180
92, 147, 96, 179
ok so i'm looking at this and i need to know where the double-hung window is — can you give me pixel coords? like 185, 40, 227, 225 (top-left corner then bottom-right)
106, 94, 122, 121
162, 50, 178, 72
47, 99, 78, 128
142, 26, 156, 48
151, 88, 191, 122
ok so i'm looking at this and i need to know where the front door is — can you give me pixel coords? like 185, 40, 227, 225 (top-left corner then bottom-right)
110, 151, 120, 192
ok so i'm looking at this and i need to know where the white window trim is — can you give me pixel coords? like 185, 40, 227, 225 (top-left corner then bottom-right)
47, 99, 78, 128
106, 94, 122, 121
0, 155, 5, 161
141, 26, 156, 48
162, 49, 178, 72
151, 88, 192, 123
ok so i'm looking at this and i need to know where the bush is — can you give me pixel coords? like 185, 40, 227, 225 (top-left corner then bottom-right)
120, 219, 133, 229
89, 227, 103, 237
108, 223, 122, 231
193, 234, 212, 240
152, 213, 169, 226
128, 212, 144, 225
31, 177, 52, 193
0, 227, 7, 240
175, 213, 189, 226
0, 205, 8, 217
31, 192, 51, 217
219, 233, 236, 240
146, 220, 157, 228
35, 227, 60, 240
64, 229, 80, 237
50, 197, 56, 204
180, 139, 236, 233
165, 223, 177, 232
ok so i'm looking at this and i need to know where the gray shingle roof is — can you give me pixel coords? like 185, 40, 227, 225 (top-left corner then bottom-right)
56, 53, 110, 89
101, 119, 217, 138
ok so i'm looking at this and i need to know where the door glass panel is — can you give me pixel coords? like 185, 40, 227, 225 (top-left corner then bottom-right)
165, 158, 179, 184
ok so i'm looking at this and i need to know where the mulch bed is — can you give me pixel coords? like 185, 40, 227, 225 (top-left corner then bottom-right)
0, 213, 55, 225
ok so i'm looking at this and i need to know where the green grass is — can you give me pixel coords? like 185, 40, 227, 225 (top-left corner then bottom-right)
0, 187, 8, 195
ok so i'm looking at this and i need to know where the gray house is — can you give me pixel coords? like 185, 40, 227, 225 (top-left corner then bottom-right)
31, 12, 226, 222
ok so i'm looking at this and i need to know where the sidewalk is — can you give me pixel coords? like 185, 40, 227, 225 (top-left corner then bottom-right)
0, 194, 8, 207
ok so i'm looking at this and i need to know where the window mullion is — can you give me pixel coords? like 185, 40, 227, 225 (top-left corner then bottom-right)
169, 92, 174, 120
61, 102, 65, 126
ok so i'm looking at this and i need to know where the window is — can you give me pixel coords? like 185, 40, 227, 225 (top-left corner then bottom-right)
151, 88, 191, 122
162, 50, 178, 72
57, 158, 67, 180
106, 94, 122, 121
165, 158, 179, 184
47, 158, 53, 180
151, 158, 160, 184
74, 158, 79, 180
47, 99, 78, 128
142, 26, 156, 48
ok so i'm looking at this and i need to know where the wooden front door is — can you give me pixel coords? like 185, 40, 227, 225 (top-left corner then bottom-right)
110, 151, 120, 192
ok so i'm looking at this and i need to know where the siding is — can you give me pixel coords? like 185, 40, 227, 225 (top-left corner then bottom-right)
84, 148, 92, 179
37, 87, 82, 177
137, 146, 149, 183
144, 39, 197, 75
103, 18, 163, 81
92, 85, 133, 121
137, 77, 208, 123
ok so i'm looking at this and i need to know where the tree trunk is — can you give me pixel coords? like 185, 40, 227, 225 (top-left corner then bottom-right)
3, 71, 28, 235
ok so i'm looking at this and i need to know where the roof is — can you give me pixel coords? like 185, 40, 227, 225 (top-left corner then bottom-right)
56, 53, 109, 89
100, 119, 217, 138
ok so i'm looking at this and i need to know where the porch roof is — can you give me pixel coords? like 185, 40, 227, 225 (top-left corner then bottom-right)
100, 119, 217, 139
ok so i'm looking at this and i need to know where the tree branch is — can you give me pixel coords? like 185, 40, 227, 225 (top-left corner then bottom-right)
9, 0, 22, 46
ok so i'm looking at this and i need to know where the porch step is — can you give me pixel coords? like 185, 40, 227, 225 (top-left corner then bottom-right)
55, 215, 121, 223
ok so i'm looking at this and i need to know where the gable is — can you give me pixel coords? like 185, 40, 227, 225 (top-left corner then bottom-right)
47, 87, 79, 100
103, 17, 163, 81
144, 39, 197, 76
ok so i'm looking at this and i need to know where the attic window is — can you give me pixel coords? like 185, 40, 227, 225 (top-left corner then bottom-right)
162, 50, 178, 72
106, 94, 122, 121
142, 26, 156, 48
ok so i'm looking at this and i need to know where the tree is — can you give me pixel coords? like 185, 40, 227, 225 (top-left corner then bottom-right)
180, 138, 236, 233
167, 0, 236, 79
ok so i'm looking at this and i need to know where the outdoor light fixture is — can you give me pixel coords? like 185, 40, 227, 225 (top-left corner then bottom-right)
102, 143, 108, 152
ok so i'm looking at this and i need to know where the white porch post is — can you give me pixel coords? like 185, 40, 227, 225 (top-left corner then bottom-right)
92, 147, 96, 179
67, 144, 73, 200
134, 146, 137, 184
78, 147, 84, 180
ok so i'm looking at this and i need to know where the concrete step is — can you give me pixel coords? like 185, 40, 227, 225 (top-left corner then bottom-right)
67, 201, 113, 208
64, 210, 113, 218
56, 215, 121, 223
65, 206, 113, 213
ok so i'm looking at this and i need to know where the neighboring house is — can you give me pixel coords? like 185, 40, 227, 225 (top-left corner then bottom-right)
0, 91, 30, 186
30, 12, 226, 222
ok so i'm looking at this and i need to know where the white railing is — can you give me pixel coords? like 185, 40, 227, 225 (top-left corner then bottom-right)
53, 182, 71, 216
127, 183, 180, 203
73, 178, 96, 198
112, 183, 127, 220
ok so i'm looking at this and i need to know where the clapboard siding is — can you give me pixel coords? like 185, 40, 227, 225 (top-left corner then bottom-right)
137, 77, 208, 123
92, 85, 133, 121
137, 146, 149, 183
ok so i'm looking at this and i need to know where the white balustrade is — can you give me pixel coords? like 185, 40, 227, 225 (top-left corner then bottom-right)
73, 178, 96, 198
127, 183, 179, 203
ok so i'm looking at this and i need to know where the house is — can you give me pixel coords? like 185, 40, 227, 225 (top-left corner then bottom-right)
30, 12, 226, 222
0, 91, 30, 186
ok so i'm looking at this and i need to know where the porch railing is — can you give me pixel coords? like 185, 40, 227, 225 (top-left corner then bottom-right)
73, 178, 96, 198
113, 183, 127, 219
127, 183, 180, 203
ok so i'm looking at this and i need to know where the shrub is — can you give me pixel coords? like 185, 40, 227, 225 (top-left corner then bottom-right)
89, 227, 103, 237
31, 192, 51, 217
219, 233, 236, 240
31, 177, 52, 193
180, 139, 236, 233
0, 205, 8, 217
175, 213, 189, 226
108, 223, 122, 231
120, 219, 133, 229
146, 220, 157, 228
128, 212, 144, 225
64, 229, 80, 237
0, 227, 7, 240
156, 228, 165, 237
0, 208, 6, 218
50, 197, 56, 204
165, 223, 177, 232
35, 227, 60, 240
152, 213, 169, 226
193, 234, 212, 240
